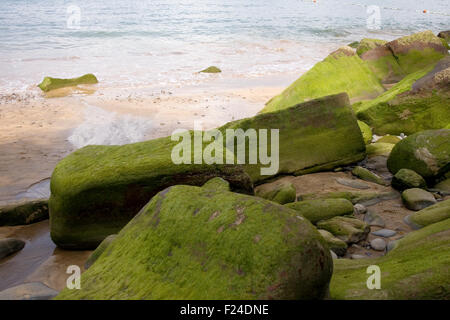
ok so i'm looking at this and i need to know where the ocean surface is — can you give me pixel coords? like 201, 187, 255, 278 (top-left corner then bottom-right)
0, 0, 449, 94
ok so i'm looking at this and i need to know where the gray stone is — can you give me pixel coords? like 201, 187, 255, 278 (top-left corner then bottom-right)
336, 178, 370, 190
402, 188, 437, 211
353, 203, 367, 215
330, 250, 338, 259
0, 282, 58, 300
386, 240, 397, 252
363, 210, 385, 227
350, 254, 367, 259
370, 238, 387, 251
0, 238, 25, 260
371, 229, 397, 238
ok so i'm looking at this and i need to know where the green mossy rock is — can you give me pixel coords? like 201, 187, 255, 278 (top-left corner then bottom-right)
199, 66, 221, 73
438, 30, 450, 43
316, 216, 370, 244
351, 166, 388, 186
387, 129, 450, 181
402, 188, 437, 211
222, 93, 366, 183
433, 178, 450, 194
391, 168, 427, 191
285, 199, 354, 224
356, 38, 387, 57
330, 218, 450, 299
407, 199, 450, 228
202, 177, 230, 192
55, 184, 333, 300
376, 135, 401, 144
318, 229, 348, 256
49, 135, 254, 249
256, 182, 296, 205
261, 47, 384, 113
84, 234, 117, 270
299, 190, 397, 205
347, 41, 359, 49
358, 120, 372, 144
0, 199, 49, 226
38, 74, 98, 92
365, 142, 395, 157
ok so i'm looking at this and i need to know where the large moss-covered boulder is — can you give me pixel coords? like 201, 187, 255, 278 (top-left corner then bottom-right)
84, 234, 117, 270
406, 199, 450, 229
402, 188, 437, 211
223, 93, 366, 183
261, 47, 384, 113
285, 199, 354, 224
387, 129, 450, 181
256, 182, 296, 204
356, 38, 387, 57
49, 135, 254, 249
355, 56, 450, 135
55, 183, 333, 300
316, 216, 370, 244
38, 74, 98, 92
330, 218, 450, 299
391, 168, 427, 191
318, 229, 348, 256
0, 199, 48, 226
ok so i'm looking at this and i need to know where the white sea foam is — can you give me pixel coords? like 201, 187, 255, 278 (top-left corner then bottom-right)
68, 103, 152, 149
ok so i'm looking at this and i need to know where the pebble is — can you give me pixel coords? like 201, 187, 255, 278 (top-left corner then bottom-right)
350, 254, 367, 259
353, 203, 367, 215
370, 238, 387, 251
371, 229, 397, 238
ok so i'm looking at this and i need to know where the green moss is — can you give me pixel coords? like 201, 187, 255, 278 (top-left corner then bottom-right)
358, 120, 372, 144
199, 66, 221, 73
55, 185, 333, 300
49, 134, 253, 249
256, 182, 296, 204
202, 177, 230, 192
365, 142, 395, 157
0, 200, 48, 226
356, 38, 387, 56
376, 135, 401, 144
352, 166, 388, 186
347, 41, 359, 49
318, 229, 348, 256
261, 48, 384, 113
285, 199, 354, 224
433, 178, 450, 194
38, 74, 98, 92
330, 218, 450, 299
84, 234, 117, 269
391, 168, 427, 191
409, 199, 450, 227
316, 216, 369, 244
387, 129, 450, 181
221, 93, 366, 183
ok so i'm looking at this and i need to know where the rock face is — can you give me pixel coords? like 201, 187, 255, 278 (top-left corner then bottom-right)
84, 234, 117, 270
221, 93, 366, 182
0, 238, 25, 260
256, 182, 296, 204
351, 166, 387, 186
318, 229, 348, 256
316, 216, 370, 244
55, 183, 333, 300
285, 199, 354, 224
49, 135, 254, 249
391, 168, 427, 191
0, 282, 58, 300
261, 47, 384, 113
355, 56, 450, 135
387, 129, 450, 181
330, 218, 450, 299
38, 73, 98, 92
406, 199, 450, 228
402, 188, 437, 211
0, 199, 48, 226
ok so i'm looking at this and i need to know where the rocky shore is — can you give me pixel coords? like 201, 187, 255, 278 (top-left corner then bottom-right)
0, 30, 449, 300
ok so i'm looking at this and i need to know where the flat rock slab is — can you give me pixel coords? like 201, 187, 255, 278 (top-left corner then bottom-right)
0, 238, 25, 260
371, 229, 397, 238
336, 178, 370, 190
0, 282, 58, 300
402, 188, 437, 211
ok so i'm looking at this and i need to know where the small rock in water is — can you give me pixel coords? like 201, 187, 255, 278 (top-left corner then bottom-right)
363, 210, 385, 227
370, 238, 387, 251
350, 254, 367, 259
0, 282, 58, 300
353, 203, 367, 215
0, 238, 25, 259
371, 229, 397, 238
336, 178, 370, 190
